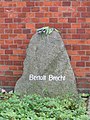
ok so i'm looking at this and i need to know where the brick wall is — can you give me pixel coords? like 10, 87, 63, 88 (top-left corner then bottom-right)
0, 0, 90, 92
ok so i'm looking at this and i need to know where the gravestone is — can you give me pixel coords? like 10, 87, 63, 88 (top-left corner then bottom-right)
15, 29, 77, 97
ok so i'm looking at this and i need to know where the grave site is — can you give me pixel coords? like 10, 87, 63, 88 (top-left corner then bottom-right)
0, 1, 90, 119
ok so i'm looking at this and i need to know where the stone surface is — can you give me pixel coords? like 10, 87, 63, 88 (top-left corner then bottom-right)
15, 31, 77, 97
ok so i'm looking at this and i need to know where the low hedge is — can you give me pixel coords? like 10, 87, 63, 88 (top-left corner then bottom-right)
0, 93, 89, 120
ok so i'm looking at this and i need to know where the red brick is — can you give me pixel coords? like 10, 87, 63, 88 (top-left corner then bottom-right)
0, 61, 4, 65
18, 24, 25, 28
71, 56, 81, 61
5, 71, 13, 75
78, 18, 86, 23
17, 34, 26, 39
72, 12, 80, 17
9, 55, 18, 61
35, 13, 44, 17
1, 55, 9, 60
17, 66, 23, 70
35, 2, 43, 6
31, 7, 39, 12
49, 18, 58, 23
26, 34, 32, 39
68, 29, 76, 33
35, 24, 45, 29
78, 51, 85, 55
5, 61, 13, 65
68, 50, 77, 55
78, 7, 86, 12
63, 12, 71, 17
43, 2, 53, 6
13, 71, 22, 76
5, 40, 13, 44
72, 34, 80, 39
9, 66, 17, 70
72, 45, 80, 50
59, 18, 68, 23
62, 2, 71, 6
26, 24, 35, 29
81, 23, 90, 28
50, 7, 58, 12
44, 12, 52, 17
9, 24, 17, 28
5, 29, 13, 33
81, 2, 90, 6
77, 29, 85, 33
1, 34, 8, 39
14, 29, 22, 33
31, 18, 39, 23
72, 2, 80, 6
6, 76, 17, 81
0, 24, 8, 28
77, 84, 90, 88
5, 50, 13, 54
63, 23, 71, 28
71, 61, 76, 67
0, 8, 4, 12
5, 18, 13, 23
68, 18, 76, 23
0, 29, 4, 33
10, 45, 17, 49
1, 45, 8, 49
81, 45, 90, 50
81, 56, 89, 61
26, 2, 34, 7
81, 12, 90, 17
86, 51, 90, 55
14, 40, 22, 44
80, 34, 90, 39
9, 34, 17, 39
65, 45, 72, 50
61, 29, 67, 33
40, 7, 48, 12
87, 7, 90, 12
0, 50, 5, 54
86, 73, 90, 77
0, 13, 8, 18
23, 29, 31, 34
76, 62, 85, 67
54, 24, 63, 29
72, 24, 81, 28
0, 19, 4, 23
40, 18, 49, 23
13, 50, 25, 55
0, 76, 6, 81
14, 18, 21, 23
18, 13, 26, 18
62, 34, 72, 39
53, 2, 61, 6
17, 2, 26, 7
22, 7, 30, 12
27, 13, 35, 17
13, 61, 23, 65
86, 18, 90, 23
86, 62, 90, 67
7, 81, 16, 87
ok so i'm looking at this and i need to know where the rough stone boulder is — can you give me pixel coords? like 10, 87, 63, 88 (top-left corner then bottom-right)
15, 31, 77, 97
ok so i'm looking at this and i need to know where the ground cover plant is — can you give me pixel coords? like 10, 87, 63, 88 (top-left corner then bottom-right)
0, 93, 89, 120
